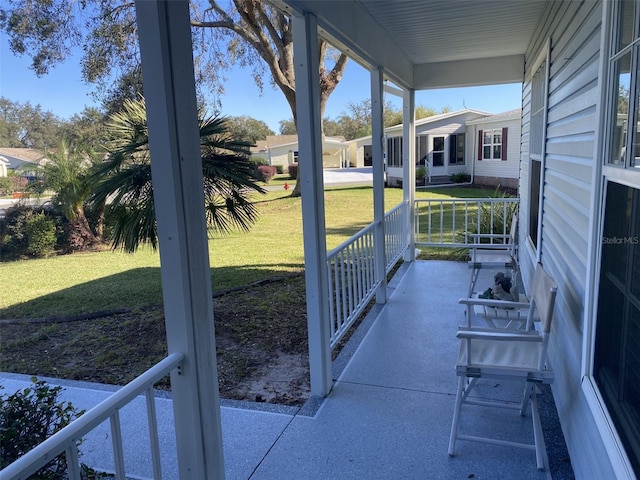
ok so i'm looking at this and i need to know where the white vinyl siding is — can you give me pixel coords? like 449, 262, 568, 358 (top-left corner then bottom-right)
470, 117, 521, 181
520, 1, 614, 478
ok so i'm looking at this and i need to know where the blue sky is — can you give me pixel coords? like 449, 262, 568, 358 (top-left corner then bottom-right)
1, 33, 522, 133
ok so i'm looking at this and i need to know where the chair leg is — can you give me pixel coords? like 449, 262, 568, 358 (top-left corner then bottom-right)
530, 385, 549, 471
520, 382, 533, 416
448, 376, 466, 456
468, 267, 478, 297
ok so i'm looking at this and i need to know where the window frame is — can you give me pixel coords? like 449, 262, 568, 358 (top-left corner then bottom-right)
482, 129, 502, 160
582, 2, 640, 478
449, 133, 465, 165
526, 41, 551, 260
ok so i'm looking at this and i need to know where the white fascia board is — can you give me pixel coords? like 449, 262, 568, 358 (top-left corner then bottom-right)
274, 0, 414, 89
414, 55, 525, 89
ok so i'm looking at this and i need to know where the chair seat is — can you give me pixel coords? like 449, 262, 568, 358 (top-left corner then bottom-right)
469, 251, 514, 267
473, 294, 539, 323
457, 338, 547, 373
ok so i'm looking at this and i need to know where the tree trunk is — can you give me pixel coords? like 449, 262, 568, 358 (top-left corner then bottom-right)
66, 211, 98, 252
94, 200, 106, 242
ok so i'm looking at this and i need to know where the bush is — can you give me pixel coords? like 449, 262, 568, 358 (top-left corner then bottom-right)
0, 378, 85, 478
288, 163, 298, 180
257, 165, 277, 183
0, 174, 28, 196
0, 204, 35, 258
26, 213, 57, 257
274, 165, 283, 174
249, 156, 269, 167
450, 173, 471, 183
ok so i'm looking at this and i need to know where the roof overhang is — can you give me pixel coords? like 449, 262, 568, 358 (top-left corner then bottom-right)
273, 0, 549, 90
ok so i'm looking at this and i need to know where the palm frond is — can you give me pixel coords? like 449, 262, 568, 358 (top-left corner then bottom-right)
92, 97, 265, 251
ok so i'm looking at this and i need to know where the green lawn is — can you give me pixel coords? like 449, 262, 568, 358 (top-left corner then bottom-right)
0, 185, 497, 319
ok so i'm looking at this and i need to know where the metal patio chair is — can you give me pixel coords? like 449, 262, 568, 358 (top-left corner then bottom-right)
448, 262, 558, 470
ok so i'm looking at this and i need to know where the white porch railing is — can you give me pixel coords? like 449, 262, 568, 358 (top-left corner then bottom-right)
414, 197, 519, 247
384, 202, 408, 273
1, 352, 184, 480
327, 202, 408, 348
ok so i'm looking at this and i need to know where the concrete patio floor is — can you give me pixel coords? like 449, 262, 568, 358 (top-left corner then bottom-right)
0, 260, 575, 479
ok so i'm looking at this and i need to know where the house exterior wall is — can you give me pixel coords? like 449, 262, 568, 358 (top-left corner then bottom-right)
347, 137, 371, 168
268, 145, 297, 171
519, 1, 618, 478
467, 115, 521, 190
382, 110, 487, 184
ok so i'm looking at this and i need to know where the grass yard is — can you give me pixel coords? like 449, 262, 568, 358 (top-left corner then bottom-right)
0, 185, 497, 320
0, 184, 503, 404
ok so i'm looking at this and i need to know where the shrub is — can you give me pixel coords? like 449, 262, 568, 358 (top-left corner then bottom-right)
274, 165, 283, 174
0, 176, 12, 196
288, 163, 298, 180
450, 173, 471, 183
249, 156, 269, 167
0, 204, 35, 258
451, 187, 517, 259
0, 378, 85, 478
26, 213, 57, 257
257, 165, 277, 183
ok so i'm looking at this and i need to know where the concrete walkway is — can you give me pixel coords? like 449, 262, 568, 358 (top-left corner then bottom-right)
0, 261, 574, 479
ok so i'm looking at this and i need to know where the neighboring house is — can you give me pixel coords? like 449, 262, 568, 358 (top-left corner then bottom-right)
348, 109, 521, 188
0, 148, 48, 171
251, 134, 349, 171
0, 156, 8, 177
466, 109, 522, 189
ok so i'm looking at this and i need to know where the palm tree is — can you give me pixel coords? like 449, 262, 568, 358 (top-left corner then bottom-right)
91, 98, 265, 253
32, 139, 99, 248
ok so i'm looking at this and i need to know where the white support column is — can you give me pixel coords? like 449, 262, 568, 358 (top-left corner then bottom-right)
371, 68, 387, 303
292, 12, 333, 397
134, 2, 225, 478
403, 89, 416, 262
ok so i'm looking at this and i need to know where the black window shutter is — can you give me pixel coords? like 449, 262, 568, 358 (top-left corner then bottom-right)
477, 130, 483, 161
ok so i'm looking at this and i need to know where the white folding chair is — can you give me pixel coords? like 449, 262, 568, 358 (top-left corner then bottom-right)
460, 257, 539, 329
448, 262, 558, 470
467, 212, 518, 297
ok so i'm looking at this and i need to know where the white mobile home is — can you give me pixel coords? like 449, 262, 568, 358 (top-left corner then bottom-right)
348, 109, 522, 188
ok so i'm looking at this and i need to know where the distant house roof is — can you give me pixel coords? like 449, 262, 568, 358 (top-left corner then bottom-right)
0, 148, 49, 169
465, 109, 522, 125
252, 135, 347, 153
347, 108, 493, 143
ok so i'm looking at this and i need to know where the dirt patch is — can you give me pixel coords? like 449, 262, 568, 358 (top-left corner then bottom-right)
0, 275, 311, 406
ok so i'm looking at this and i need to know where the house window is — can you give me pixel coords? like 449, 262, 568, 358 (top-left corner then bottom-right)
416, 135, 428, 166
386, 136, 402, 167
482, 129, 502, 160
528, 53, 548, 249
449, 134, 465, 165
594, 1, 640, 474
432, 136, 444, 167
594, 182, 640, 475
607, 0, 640, 169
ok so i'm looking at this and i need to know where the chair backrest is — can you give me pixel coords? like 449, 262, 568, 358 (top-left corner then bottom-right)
508, 212, 518, 246
530, 263, 558, 333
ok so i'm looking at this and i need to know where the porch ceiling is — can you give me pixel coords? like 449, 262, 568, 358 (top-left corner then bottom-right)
274, 0, 550, 90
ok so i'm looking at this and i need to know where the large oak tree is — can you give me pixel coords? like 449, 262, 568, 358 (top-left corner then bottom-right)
1, 0, 349, 196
